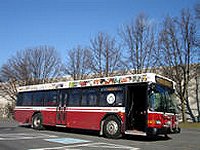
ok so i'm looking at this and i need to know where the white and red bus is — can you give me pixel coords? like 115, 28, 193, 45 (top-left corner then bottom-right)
14, 73, 180, 138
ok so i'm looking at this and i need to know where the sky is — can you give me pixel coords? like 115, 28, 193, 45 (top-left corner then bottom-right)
0, 0, 198, 66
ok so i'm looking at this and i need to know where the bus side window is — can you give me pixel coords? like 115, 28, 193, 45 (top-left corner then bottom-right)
32, 91, 44, 106
44, 91, 57, 106
68, 89, 81, 106
115, 92, 124, 106
99, 90, 124, 106
81, 89, 98, 106
88, 92, 98, 106
100, 92, 112, 106
22, 92, 33, 106
16, 93, 23, 106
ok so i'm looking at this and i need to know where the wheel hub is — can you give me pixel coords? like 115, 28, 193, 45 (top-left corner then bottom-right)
106, 120, 118, 135
34, 117, 40, 127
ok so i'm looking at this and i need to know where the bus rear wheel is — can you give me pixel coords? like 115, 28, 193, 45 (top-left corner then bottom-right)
103, 115, 122, 139
32, 113, 43, 130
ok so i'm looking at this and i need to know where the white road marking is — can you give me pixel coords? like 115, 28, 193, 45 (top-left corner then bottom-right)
79, 142, 140, 149
0, 133, 140, 150
29, 142, 140, 150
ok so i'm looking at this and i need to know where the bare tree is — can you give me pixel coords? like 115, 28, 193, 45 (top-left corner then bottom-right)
0, 79, 17, 106
195, 3, 200, 20
0, 45, 62, 105
159, 9, 198, 122
1, 46, 62, 84
65, 46, 92, 80
194, 3, 200, 50
120, 13, 157, 74
90, 32, 122, 77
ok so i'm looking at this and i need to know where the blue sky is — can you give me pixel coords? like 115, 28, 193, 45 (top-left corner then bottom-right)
0, 0, 198, 66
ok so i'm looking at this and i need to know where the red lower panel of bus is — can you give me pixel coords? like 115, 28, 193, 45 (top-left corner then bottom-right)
42, 110, 57, 126
14, 108, 57, 126
66, 112, 106, 130
14, 107, 125, 131
14, 109, 34, 125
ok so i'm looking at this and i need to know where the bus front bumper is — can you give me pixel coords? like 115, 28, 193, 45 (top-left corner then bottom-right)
147, 126, 180, 136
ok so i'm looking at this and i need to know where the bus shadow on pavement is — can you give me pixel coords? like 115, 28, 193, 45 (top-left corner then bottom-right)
44, 125, 100, 137
124, 134, 171, 142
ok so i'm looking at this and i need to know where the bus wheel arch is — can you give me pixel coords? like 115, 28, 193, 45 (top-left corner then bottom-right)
101, 114, 122, 139
32, 112, 44, 130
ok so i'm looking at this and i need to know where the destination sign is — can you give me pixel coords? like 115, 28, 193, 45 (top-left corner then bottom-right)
155, 76, 173, 88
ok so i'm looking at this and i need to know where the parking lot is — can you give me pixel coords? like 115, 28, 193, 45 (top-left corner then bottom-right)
0, 120, 200, 150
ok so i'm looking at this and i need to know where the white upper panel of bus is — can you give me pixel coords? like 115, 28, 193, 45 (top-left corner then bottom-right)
17, 73, 175, 92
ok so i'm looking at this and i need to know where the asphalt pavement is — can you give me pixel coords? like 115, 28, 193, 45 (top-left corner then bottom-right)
0, 120, 200, 150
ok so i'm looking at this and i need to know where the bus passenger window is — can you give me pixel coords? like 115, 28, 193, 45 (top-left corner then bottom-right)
32, 91, 44, 106
99, 92, 113, 106
16, 92, 32, 106
68, 89, 81, 106
115, 92, 124, 106
99, 91, 124, 106
88, 93, 97, 106
81, 89, 98, 106
44, 91, 57, 106
22, 92, 33, 106
16, 93, 23, 106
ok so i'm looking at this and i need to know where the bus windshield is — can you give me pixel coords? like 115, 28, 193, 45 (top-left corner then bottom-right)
149, 84, 178, 113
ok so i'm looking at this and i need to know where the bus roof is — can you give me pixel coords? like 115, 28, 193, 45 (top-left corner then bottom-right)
17, 73, 175, 92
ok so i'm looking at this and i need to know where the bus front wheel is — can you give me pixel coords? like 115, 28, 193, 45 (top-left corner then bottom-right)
32, 113, 43, 130
103, 115, 122, 139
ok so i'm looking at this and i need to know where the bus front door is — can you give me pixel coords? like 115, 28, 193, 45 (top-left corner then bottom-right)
56, 91, 67, 126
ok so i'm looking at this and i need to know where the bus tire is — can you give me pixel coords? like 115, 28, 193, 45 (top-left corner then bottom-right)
103, 115, 122, 139
32, 113, 43, 130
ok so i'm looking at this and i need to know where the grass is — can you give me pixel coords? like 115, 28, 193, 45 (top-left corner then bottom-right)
179, 122, 200, 128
